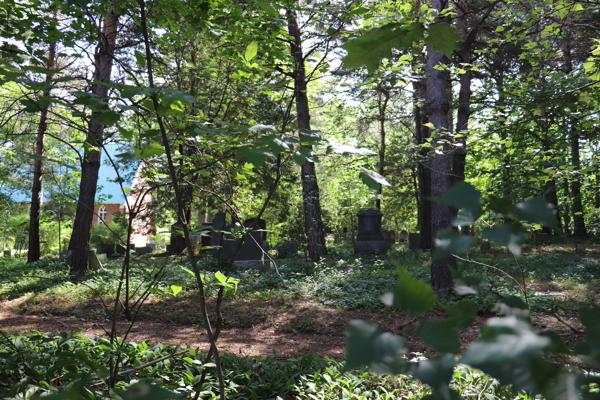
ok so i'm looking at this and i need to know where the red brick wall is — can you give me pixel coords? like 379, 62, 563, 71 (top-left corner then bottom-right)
92, 203, 123, 225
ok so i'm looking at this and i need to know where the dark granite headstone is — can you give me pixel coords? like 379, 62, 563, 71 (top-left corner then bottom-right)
276, 240, 297, 258
356, 208, 385, 241
354, 208, 387, 255
216, 217, 269, 267
408, 233, 421, 253
115, 243, 127, 255
533, 232, 549, 245
135, 246, 153, 255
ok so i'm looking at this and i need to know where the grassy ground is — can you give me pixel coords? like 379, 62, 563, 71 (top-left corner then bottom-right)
0, 244, 598, 399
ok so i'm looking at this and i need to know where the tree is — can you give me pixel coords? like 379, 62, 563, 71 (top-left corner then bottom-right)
69, 1, 119, 276
286, 6, 327, 261
28, 10, 58, 263
427, 0, 456, 290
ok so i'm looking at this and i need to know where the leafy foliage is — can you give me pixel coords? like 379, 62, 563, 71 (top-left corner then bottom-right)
344, 183, 600, 400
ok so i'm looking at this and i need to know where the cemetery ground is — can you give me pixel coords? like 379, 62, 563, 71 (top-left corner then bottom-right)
0, 244, 599, 398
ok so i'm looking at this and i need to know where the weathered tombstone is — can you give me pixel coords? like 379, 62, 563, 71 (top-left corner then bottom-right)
210, 211, 226, 257
276, 240, 298, 258
384, 230, 396, 245
408, 233, 422, 253
59, 249, 72, 260
169, 222, 186, 253
398, 230, 409, 242
97, 243, 113, 255
115, 243, 127, 255
354, 208, 388, 255
135, 246, 153, 255
245, 218, 267, 241
533, 232, 549, 245
334, 233, 341, 244
88, 249, 103, 270
343, 227, 352, 242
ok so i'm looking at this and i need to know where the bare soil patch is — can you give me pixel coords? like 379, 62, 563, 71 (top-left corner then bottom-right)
0, 293, 587, 366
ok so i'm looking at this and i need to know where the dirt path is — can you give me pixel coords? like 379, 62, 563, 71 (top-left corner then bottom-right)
0, 293, 587, 364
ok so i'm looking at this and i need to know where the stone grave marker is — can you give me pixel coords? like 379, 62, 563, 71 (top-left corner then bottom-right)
408, 233, 422, 253
89, 249, 103, 270
218, 217, 269, 267
533, 232, 549, 245
398, 230, 408, 242
59, 249, 72, 260
276, 240, 297, 258
354, 208, 388, 255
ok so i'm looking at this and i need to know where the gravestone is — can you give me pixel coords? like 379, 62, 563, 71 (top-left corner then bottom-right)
217, 217, 270, 267
408, 233, 422, 253
334, 233, 341, 244
384, 230, 396, 245
115, 243, 127, 255
88, 249, 103, 270
135, 246, 153, 255
276, 240, 297, 259
97, 243, 113, 255
398, 230, 409, 242
354, 208, 388, 255
59, 249, 72, 260
169, 222, 186, 253
210, 211, 226, 257
533, 232, 549, 245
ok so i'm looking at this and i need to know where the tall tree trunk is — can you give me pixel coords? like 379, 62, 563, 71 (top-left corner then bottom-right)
70, 3, 119, 276
28, 11, 57, 263
428, 0, 455, 290
453, 3, 472, 235
376, 87, 389, 210
287, 9, 327, 261
571, 122, 587, 236
413, 64, 432, 249
562, 178, 571, 235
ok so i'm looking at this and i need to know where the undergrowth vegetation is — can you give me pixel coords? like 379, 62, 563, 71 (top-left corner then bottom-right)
0, 330, 531, 400
1, 247, 598, 316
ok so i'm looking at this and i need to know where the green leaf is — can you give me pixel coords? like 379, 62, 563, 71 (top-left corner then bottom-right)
426, 23, 461, 58
510, 197, 557, 228
381, 267, 437, 313
460, 317, 561, 394
482, 224, 527, 255
433, 229, 476, 261
418, 319, 461, 353
256, 0, 278, 17
344, 320, 407, 374
138, 143, 165, 158
245, 41, 258, 62
21, 99, 49, 112
343, 23, 425, 74
171, 285, 182, 296
492, 295, 529, 320
452, 272, 487, 295
134, 50, 146, 67
215, 271, 226, 283
409, 355, 457, 399
91, 110, 121, 126
444, 300, 477, 330
124, 382, 183, 399
452, 207, 483, 226
359, 168, 391, 190
433, 181, 480, 212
